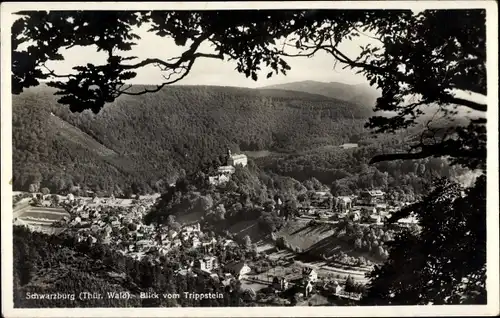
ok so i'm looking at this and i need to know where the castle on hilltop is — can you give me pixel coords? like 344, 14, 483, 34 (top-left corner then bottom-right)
226, 149, 248, 167
209, 149, 248, 185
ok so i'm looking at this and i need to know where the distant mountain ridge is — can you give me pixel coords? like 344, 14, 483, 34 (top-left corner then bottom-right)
262, 80, 380, 109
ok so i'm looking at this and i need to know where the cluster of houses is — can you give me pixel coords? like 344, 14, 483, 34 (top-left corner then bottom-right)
271, 268, 318, 297
208, 149, 248, 186
173, 254, 253, 288
24, 191, 260, 288
67, 206, 227, 261
56, 194, 230, 261
271, 267, 360, 300
339, 190, 418, 227
299, 189, 418, 227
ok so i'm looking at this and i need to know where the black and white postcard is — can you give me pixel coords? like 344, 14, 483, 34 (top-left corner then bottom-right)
1, 1, 498, 317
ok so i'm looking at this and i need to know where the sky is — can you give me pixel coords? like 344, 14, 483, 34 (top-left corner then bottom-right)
44, 23, 374, 88
32, 15, 487, 111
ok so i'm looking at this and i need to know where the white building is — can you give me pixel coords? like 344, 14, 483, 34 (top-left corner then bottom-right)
227, 149, 248, 167
209, 174, 230, 186
370, 214, 382, 224
217, 165, 236, 174
339, 143, 359, 149
197, 256, 219, 272
302, 268, 318, 283
336, 196, 353, 211
183, 223, 201, 233
225, 261, 251, 280
208, 149, 248, 186
397, 215, 419, 227
191, 236, 201, 248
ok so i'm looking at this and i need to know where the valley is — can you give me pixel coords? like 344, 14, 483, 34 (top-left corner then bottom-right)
11, 81, 475, 308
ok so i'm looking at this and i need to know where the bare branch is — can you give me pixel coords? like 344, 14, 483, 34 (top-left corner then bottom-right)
120, 32, 219, 71
353, 26, 384, 44
119, 58, 197, 96
41, 63, 76, 79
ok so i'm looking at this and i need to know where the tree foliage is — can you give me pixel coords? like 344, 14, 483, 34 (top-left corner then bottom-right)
362, 175, 486, 305
12, 9, 487, 168
12, 10, 300, 112
277, 10, 487, 169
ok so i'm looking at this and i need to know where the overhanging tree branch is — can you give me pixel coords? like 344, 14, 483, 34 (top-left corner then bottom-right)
440, 96, 487, 112
120, 58, 198, 96
121, 32, 216, 71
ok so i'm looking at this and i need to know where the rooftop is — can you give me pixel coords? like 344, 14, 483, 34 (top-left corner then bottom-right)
230, 154, 247, 159
225, 261, 248, 273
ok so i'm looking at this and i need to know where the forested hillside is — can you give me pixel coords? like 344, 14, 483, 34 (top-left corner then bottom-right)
13, 84, 371, 195
254, 140, 469, 201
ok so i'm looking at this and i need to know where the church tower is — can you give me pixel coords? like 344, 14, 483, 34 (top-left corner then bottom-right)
227, 148, 232, 166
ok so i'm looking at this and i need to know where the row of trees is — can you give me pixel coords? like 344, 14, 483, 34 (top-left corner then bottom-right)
335, 221, 395, 262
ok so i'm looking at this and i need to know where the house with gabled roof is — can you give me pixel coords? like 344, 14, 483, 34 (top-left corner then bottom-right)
302, 267, 318, 283
224, 261, 251, 280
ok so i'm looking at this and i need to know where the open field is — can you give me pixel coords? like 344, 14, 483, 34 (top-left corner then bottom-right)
22, 210, 68, 220
296, 294, 333, 306
175, 210, 205, 225
240, 279, 269, 292
276, 219, 335, 250
244, 150, 276, 158
17, 207, 69, 219
21, 218, 58, 225
15, 206, 69, 231
13, 200, 33, 217
49, 114, 118, 158
276, 219, 382, 263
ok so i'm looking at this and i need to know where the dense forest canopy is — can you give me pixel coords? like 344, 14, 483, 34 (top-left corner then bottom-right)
13, 84, 377, 195
13, 83, 467, 197
12, 9, 487, 169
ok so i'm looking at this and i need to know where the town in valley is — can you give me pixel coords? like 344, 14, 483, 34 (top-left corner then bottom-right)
13, 148, 419, 306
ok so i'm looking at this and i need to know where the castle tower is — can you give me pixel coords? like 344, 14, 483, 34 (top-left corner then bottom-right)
227, 148, 232, 166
